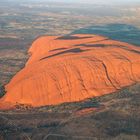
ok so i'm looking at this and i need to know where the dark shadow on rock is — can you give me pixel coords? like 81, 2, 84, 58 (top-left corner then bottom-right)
55, 35, 92, 40
40, 48, 86, 60
71, 24, 140, 46
75, 44, 107, 48
75, 43, 140, 54
50, 48, 67, 52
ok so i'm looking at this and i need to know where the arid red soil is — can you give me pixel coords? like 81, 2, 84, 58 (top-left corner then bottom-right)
0, 34, 140, 109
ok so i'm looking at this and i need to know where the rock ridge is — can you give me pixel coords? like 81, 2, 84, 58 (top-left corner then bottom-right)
0, 34, 140, 109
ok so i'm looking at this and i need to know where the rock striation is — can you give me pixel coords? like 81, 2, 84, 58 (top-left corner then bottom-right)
0, 34, 140, 109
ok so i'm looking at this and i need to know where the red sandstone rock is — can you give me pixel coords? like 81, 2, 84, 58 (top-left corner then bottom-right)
0, 34, 140, 109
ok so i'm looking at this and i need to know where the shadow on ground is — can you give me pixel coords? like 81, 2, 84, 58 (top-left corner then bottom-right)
71, 23, 140, 46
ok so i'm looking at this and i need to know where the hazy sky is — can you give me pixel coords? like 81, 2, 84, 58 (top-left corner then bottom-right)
5, 0, 140, 5
45, 0, 140, 4
4, 0, 140, 6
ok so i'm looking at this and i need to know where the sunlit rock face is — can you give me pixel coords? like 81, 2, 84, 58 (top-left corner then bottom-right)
1, 34, 140, 109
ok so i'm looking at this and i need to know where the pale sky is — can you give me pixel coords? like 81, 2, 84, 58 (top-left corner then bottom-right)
44, 0, 140, 4
6, 0, 140, 5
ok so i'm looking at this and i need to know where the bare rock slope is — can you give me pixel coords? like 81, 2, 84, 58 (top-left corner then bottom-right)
0, 34, 140, 109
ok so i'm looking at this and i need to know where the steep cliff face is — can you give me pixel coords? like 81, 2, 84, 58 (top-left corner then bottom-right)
0, 34, 140, 109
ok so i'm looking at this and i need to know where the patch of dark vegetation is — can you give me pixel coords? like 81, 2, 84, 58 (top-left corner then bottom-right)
38, 121, 60, 128
76, 98, 100, 111
46, 135, 96, 140
115, 87, 133, 99
104, 114, 139, 136
37, 97, 101, 114
15, 103, 33, 110
0, 84, 5, 97
0, 38, 29, 50
21, 127, 33, 133
46, 135, 72, 140
0, 116, 19, 133
106, 121, 138, 136
97, 84, 140, 103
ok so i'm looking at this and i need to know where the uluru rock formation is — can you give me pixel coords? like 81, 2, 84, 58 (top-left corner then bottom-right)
0, 34, 140, 109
